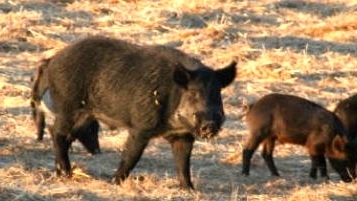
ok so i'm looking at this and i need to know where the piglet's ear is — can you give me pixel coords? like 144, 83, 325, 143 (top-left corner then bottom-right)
173, 63, 191, 89
216, 61, 237, 88
332, 135, 346, 153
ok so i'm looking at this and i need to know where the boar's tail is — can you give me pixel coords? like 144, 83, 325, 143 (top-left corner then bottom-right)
30, 58, 50, 110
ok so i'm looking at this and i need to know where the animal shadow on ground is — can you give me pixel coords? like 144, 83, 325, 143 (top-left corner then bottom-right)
0, 60, 34, 88
1, 106, 31, 116
0, 186, 114, 201
0, 41, 43, 53
0, 1, 94, 52
250, 36, 357, 57
292, 71, 357, 95
272, 1, 353, 19
219, 150, 346, 197
252, 2, 357, 56
0, 187, 49, 200
329, 194, 357, 201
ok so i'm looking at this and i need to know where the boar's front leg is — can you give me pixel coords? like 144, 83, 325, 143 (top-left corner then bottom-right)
165, 134, 195, 189
113, 129, 151, 185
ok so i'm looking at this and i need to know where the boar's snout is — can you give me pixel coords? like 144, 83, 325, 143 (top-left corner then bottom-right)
199, 121, 219, 138
195, 110, 225, 139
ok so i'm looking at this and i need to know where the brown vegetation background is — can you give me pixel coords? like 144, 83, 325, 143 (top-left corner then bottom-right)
0, 0, 357, 200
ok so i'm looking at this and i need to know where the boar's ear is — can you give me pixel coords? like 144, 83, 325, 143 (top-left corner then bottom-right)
216, 61, 237, 88
173, 63, 191, 89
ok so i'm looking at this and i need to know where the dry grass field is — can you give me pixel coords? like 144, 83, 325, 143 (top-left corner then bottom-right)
1, 0, 357, 200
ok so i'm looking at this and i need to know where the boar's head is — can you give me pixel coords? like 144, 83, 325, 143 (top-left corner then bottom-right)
171, 61, 236, 139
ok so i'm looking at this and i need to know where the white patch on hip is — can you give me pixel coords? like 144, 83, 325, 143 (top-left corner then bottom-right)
39, 90, 55, 121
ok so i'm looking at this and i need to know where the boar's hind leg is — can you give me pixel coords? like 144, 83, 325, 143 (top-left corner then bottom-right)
165, 134, 195, 189
113, 129, 151, 185
51, 116, 73, 177
310, 155, 328, 179
261, 137, 279, 176
35, 110, 46, 141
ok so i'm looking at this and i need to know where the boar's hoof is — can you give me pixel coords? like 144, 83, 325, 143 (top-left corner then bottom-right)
178, 180, 195, 190
55, 168, 72, 178
112, 175, 125, 185
55, 162, 72, 178
180, 185, 194, 191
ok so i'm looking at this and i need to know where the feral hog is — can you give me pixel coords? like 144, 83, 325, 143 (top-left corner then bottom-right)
30, 59, 101, 155
242, 93, 356, 182
46, 36, 237, 189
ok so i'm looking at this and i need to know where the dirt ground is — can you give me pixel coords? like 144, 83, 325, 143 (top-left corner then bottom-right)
0, 0, 357, 200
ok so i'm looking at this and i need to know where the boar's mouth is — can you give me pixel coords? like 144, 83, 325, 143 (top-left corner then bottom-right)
176, 114, 220, 139
195, 126, 220, 139
194, 120, 222, 140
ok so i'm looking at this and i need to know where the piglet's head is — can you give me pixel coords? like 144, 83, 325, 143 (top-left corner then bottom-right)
172, 61, 236, 139
327, 135, 357, 182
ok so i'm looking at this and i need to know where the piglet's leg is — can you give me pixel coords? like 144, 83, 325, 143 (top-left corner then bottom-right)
310, 155, 327, 179
242, 149, 256, 176
261, 137, 279, 176
242, 130, 266, 176
113, 130, 150, 185
165, 134, 195, 190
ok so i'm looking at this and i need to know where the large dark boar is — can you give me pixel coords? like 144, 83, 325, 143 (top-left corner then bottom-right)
46, 36, 236, 189
30, 59, 101, 155
242, 93, 356, 182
